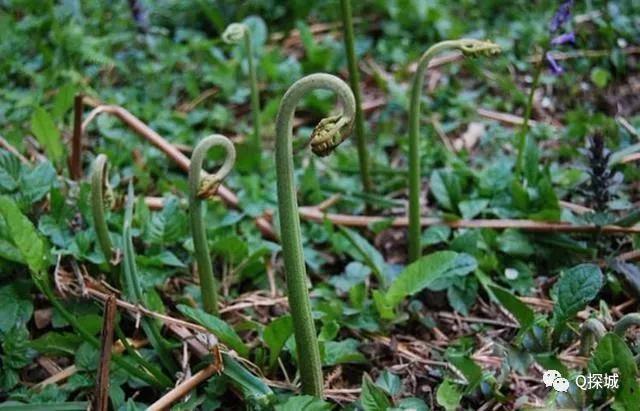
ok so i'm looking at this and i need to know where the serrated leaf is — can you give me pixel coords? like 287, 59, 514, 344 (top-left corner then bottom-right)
552, 264, 603, 327
385, 251, 477, 307
360, 373, 392, 411
0, 195, 48, 274
30, 107, 64, 163
178, 304, 249, 358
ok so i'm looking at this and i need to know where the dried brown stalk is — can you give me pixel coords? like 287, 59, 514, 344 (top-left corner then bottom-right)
147, 363, 222, 411
94, 294, 117, 411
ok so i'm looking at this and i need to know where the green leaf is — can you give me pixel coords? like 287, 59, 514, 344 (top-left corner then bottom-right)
0, 195, 48, 274
552, 264, 603, 327
52, 83, 77, 119
323, 338, 366, 365
446, 353, 482, 392
178, 304, 249, 358
458, 199, 488, 220
588, 333, 640, 409
436, 379, 462, 411
497, 229, 534, 257
360, 373, 392, 411
489, 286, 534, 336
0, 402, 89, 411
385, 251, 477, 307
375, 370, 402, 397
0, 284, 33, 332
30, 107, 64, 164
263, 315, 293, 369
274, 395, 332, 411
339, 227, 388, 286
590, 67, 611, 88
30, 332, 83, 356
421, 225, 451, 246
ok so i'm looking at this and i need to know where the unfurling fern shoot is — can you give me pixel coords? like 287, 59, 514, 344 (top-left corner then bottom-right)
223, 23, 261, 151
276, 73, 355, 397
407, 39, 501, 263
189, 135, 236, 315
91, 154, 117, 279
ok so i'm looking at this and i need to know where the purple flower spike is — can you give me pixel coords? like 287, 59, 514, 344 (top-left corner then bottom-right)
549, 0, 573, 32
551, 31, 576, 46
546, 52, 564, 75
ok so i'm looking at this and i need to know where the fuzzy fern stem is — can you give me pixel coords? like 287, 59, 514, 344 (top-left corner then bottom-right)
91, 154, 117, 278
188, 135, 236, 315
407, 39, 501, 263
339, 0, 372, 196
223, 23, 261, 151
275, 73, 355, 397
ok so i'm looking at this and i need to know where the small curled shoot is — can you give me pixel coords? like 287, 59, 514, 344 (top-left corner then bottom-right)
407, 38, 502, 263
222, 23, 248, 44
579, 318, 607, 355
91, 154, 118, 275
222, 22, 262, 151
613, 313, 640, 337
188, 134, 236, 315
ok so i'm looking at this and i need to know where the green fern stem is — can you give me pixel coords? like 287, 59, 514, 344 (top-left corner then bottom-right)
223, 23, 261, 151
613, 313, 640, 337
91, 154, 116, 277
188, 134, 236, 315
407, 39, 501, 263
579, 318, 606, 355
339, 0, 372, 196
276, 73, 355, 397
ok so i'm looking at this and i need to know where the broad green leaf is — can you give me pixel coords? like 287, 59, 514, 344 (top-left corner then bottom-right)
436, 379, 462, 411
0, 284, 33, 332
323, 338, 366, 365
360, 373, 392, 411
339, 227, 387, 286
0, 195, 48, 274
590, 67, 611, 88
178, 304, 249, 358
52, 83, 77, 119
0, 402, 89, 410
30, 332, 83, 356
375, 370, 402, 396
30, 107, 64, 164
385, 251, 477, 307
263, 315, 293, 368
490, 286, 534, 336
588, 333, 640, 410
552, 264, 603, 327
446, 353, 482, 392
274, 395, 332, 411
497, 229, 534, 257
222, 354, 275, 407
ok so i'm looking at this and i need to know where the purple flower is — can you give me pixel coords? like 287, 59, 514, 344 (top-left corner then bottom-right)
549, 0, 573, 33
546, 52, 564, 75
551, 32, 576, 46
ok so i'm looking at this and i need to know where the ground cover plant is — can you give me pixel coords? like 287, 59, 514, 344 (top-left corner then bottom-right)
1, 0, 640, 410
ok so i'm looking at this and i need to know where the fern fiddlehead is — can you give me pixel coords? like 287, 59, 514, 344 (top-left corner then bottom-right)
276, 73, 355, 397
579, 318, 607, 355
223, 22, 261, 151
407, 39, 501, 262
91, 154, 118, 277
189, 135, 236, 315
